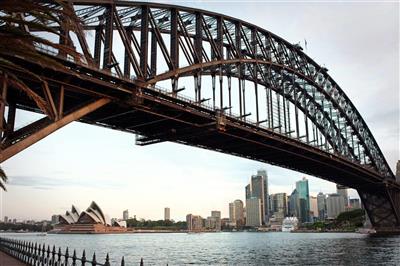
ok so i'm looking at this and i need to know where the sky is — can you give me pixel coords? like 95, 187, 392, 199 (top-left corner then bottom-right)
1, 1, 399, 222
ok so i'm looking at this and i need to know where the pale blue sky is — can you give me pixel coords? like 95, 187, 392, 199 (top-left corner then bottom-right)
1, 1, 399, 222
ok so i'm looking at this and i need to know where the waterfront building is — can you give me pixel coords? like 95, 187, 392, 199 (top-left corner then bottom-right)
246, 197, 262, 227
317, 192, 327, 220
296, 177, 310, 223
56, 202, 127, 233
336, 184, 349, 206
229, 200, 244, 227
245, 170, 269, 224
326, 193, 346, 219
309, 196, 318, 221
205, 211, 221, 231
271, 193, 287, 218
164, 207, 170, 221
186, 214, 203, 231
123, 210, 129, 221
3, 216, 8, 223
51, 215, 59, 225
349, 198, 361, 209
229, 202, 235, 223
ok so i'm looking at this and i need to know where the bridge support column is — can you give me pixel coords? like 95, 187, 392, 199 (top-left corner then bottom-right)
358, 186, 400, 233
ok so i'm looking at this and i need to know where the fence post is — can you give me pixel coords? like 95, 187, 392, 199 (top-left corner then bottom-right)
121, 256, 125, 266
81, 249, 86, 266
72, 249, 77, 266
65, 247, 70, 266
104, 253, 110, 266
140, 257, 144, 266
92, 252, 97, 266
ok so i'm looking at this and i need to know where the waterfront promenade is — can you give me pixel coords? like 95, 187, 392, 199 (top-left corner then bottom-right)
0, 251, 25, 265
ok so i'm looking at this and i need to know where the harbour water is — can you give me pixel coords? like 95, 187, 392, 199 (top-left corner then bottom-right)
1, 232, 399, 265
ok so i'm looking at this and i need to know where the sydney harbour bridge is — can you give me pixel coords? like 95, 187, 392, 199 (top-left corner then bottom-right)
0, 1, 399, 232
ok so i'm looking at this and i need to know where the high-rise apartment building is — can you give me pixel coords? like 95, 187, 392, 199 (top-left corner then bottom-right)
326, 193, 345, 219
51, 214, 59, 225
246, 197, 262, 227
229, 200, 244, 227
317, 192, 327, 220
336, 184, 349, 206
186, 214, 203, 231
205, 211, 221, 231
164, 207, 170, 221
123, 210, 129, 221
3, 216, 8, 223
296, 177, 310, 223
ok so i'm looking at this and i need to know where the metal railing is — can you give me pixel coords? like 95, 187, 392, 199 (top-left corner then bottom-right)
0, 237, 145, 266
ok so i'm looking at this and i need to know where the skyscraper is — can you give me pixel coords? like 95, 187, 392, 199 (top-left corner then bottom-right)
245, 170, 269, 224
336, 184, 349, 207
271, 193, 287, 218
229, 199, 244, 227
326, 193, 346, 219
289, 189, 298, 217
164, 207, 170, 221
123, 210, 129, 221
296, 177, 310, 223
246, 197, 262, 227
257, 169, 269, 222
186, 214, 203, 231
245, 184, 251, 200
317, 192, 327, 220
309, 196, 318, 220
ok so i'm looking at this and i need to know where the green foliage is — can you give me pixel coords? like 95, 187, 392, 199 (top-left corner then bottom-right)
126, 219, 187, 230
0, 222, 52, 232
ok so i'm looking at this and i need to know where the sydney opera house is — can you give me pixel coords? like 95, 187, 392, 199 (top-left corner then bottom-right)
53, 201, 127, 234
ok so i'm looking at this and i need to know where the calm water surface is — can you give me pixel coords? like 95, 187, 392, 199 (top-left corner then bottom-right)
1, 232, 399, 265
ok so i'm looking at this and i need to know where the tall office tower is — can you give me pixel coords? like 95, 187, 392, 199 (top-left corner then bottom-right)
245, 184, 251, 200
51, 215, 59, 225
251, 175, 265, 224
229, 202, 235, 224
211, 211, 221, 231
257, 169, 269, 222
3, 216, 8, 223
123, 210, 129, 221
317, 192, 327, 220
289, 189, 298, 217
164, 207, 170, 221
246, 197, 262, 227
336, 184, 349, 206
326, 193, 346, 219
271, 193, 287, 218
396, 160, 400, 182
309, 196, 318, 220
296, 177, 310, 223
234, 200, 245, 226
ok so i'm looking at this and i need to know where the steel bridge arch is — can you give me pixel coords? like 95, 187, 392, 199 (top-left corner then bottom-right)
87, 1, 392, 179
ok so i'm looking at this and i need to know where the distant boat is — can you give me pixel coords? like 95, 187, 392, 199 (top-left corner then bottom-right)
281, 217, 299, 232
36, 233, 47, 236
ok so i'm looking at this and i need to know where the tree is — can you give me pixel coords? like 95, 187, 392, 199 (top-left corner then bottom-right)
0, 166, 7, 191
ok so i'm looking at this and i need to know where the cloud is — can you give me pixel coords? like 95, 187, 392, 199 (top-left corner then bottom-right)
7, 175, 123, 190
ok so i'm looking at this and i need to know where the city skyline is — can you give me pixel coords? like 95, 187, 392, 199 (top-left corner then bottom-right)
1, 1, 398, 222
